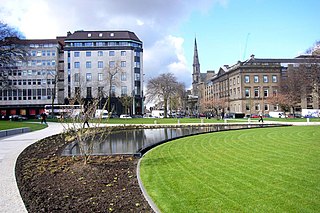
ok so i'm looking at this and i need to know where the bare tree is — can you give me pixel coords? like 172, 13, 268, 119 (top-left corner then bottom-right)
119, 95, 132, 115
268, 93, 291, 115
104, 61, 122, 114
0, 21, 27, 89
146, 72, 184, 118
201, 98, 227, 119
60, 95, 111, 165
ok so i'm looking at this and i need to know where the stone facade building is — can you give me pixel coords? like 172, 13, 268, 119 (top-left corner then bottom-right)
0, 30, 143, 118
201, 54, 320, 117
0, 37, 64, 117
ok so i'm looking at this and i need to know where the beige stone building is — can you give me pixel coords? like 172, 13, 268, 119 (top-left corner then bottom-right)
201, 54, 320, 117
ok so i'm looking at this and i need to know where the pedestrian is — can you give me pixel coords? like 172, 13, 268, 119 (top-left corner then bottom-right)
258, 112, 264, 123
41, 112, 47, 124
82, 112, 90, 128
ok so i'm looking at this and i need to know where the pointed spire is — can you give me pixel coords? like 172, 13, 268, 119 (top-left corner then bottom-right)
193, 37, 200, 67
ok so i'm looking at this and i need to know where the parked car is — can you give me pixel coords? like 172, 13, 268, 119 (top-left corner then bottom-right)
120, 114, 132, 119
132, 115, 143, 118
10, 115, 28, 121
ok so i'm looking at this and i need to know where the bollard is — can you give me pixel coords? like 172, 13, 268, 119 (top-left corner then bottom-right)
154, 120, 157, 124
307, 118, 310, 123
178, 119, 180, 124
248, 118, 251, 123
201, 118, 204, 124
224, 119, 227, 123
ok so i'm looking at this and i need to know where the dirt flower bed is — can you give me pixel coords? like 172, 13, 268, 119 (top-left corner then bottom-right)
15, 134, 153, 212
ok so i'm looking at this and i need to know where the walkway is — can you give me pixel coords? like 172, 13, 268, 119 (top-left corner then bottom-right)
0, 122, 64, 213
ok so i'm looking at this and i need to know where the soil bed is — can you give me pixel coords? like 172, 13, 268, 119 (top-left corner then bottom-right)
15, 133, 153, 212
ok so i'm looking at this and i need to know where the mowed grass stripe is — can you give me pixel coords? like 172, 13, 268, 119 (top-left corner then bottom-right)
140, 126, 320, 212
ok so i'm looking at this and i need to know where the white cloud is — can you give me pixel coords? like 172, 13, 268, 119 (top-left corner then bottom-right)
1, 0, 228, 88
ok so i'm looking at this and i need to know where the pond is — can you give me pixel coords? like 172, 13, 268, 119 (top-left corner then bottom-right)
61, 124, 287, 157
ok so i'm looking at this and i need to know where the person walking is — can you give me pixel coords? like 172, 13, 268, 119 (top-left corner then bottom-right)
82, 112, 90, 128
258, 111, 264, 123
40, 112, 47, 124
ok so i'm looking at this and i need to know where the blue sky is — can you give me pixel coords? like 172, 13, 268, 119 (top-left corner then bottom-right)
1, 0, 319, 88
181, 0, 320, 73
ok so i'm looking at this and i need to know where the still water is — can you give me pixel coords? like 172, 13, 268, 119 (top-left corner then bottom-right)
61, 124, 282, 156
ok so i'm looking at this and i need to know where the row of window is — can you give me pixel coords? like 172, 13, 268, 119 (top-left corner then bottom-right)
1, 79, 55, 86
244, 87, 277, 98
73, 61, 141, 69
29, 43, 56, 48
75, 72, 141, 82
75, 85, 141, 98
15, 60, 56, 67
30, 50, 56, 57
244, 75, 277, 83
0, 88, 54, 101
4, 70, 56, 77
73, 50, 127, 57
66, 41, 142, 48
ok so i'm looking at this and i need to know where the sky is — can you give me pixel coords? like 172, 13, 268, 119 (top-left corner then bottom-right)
1, 0, 319, 89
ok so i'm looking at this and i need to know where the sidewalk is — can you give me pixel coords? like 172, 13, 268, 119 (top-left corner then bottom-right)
0, 122, 64, 213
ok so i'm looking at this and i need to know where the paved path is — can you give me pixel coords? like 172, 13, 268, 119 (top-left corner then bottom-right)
0, 122, 64, 213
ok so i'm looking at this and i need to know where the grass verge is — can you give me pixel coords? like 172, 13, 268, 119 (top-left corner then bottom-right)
0, 120, 47, 131
140, 126, 320, 212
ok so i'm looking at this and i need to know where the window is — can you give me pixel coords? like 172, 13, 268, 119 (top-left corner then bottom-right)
245, 88, 250, 97
264, 104, 269, 111
272, 75, 277, 83
135, 51, 140, 57
264, 88, 269, 97
86, 51, 91, 57
86, 61, 92, 68
74, 73, 80, 82
121, 61, 126, 67
109, 61, 115, 68
42, 51, 46, 56
237, 76, 239, 84
255, 104, 260, 111
74, 62, 80, 68
98, 87, 104, 97
246, 104, 250, 111
135, 62, 140, 68
273, 89, 278, 96
98, 73, 103, 81
121, 51, 126, 56
121, 86, 127, 96
121, 72, 127, 81
109, 51, 115, 56
98, 61, 103, 68
254, 75, 259, 83
244, 75, 250, 83
74, 52, 80, 57
134, 73, 140, 81
75, 87, 81, 96
86, 73, 92, 81
254, 88, 259, 97
263, 75, 268, 83
86, 87, 92, 98
111, 85, 116, 96
98, 51, 103, 56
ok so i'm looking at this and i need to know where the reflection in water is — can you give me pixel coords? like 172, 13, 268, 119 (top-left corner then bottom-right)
61, 124, 283, 156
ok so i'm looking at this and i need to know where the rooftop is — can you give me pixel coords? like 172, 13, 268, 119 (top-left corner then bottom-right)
65, 30, 141, 42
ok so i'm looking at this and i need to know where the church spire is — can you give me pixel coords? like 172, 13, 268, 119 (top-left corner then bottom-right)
193, 38, 200, 72
192, 37, 201, 96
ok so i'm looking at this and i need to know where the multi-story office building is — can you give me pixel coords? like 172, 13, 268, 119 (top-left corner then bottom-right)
202, 54, 320, 116
0, 30, 143, 118
64, 30, 143, 115
0, 37, 64, 118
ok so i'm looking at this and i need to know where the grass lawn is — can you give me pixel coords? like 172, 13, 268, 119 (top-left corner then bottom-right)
0, 120, 47, 131
140, 126, 320, 212
95, 118, 247, 124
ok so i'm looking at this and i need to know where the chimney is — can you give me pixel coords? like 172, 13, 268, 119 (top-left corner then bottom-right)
250, 54, 255, 59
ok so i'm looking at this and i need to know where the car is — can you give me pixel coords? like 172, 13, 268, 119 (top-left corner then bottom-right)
120, 114, 132, 119
132, 115, 143, 118
10, 115, 28, 121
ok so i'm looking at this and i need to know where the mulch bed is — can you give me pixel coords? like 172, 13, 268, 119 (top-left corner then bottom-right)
15, 133, 154, 212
